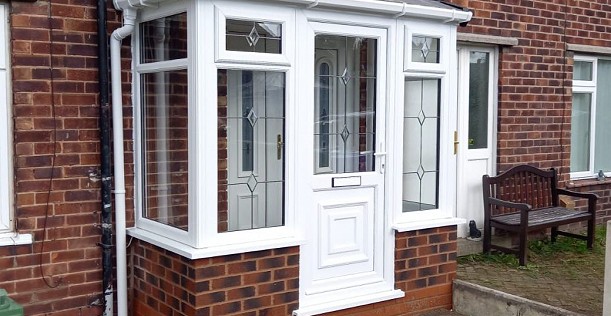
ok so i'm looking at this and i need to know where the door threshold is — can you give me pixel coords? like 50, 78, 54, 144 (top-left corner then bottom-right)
293, 289, 404, 316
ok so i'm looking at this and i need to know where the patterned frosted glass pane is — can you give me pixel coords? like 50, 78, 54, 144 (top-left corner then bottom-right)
226, 19, 281, 54
411, 36, 439, 63
571, 93, 591, 173
142, 70, 189, 231
468, 51, 490, 149
140, 13, 188, 63
314, 35, 377, 174
574, 61, 593, 81
403, 79, 440, 212
218, 70, 285, 232
594, 60, 611, 172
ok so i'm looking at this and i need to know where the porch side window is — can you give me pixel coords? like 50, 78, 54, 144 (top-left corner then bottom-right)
403, 79, 440, 212
571, 57, 611, 177
218, 69, 286, 232
140, 13, 190, 230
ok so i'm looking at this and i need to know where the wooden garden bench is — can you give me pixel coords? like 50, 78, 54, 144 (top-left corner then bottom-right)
482, 164, 597, 266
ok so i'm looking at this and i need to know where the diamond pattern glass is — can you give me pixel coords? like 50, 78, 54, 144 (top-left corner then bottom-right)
218, 69, 286, 232
314, 35, 377, 174
403, 79, 441, 212
226, 19, 282, 54
411, 36, 440, 64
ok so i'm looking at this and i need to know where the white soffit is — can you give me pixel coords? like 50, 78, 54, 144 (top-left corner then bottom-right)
114, 0, 472, 24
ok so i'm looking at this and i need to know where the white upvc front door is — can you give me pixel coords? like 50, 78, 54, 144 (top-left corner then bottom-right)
294, 19, 400, 315
456, 45, 497, 237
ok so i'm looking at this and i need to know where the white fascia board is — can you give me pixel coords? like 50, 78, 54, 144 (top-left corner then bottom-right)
114, 0, 472, 24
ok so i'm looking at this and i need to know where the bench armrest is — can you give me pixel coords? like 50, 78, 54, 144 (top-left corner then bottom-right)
557, 188, 598, 215
557, 188, 598, 200
487, 197, 532, 211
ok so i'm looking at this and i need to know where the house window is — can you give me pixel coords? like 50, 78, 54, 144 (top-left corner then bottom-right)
0, 3, 13, 236
571, 56, 611, 178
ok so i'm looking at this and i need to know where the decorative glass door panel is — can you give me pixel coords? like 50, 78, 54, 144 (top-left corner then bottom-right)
314, 35, 377, 174
218, 69, 285, 232
403, 79, 440, 212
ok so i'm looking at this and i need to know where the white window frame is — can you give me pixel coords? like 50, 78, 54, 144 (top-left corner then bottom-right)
403, 21, 449, 74
0, 2, 9, 234
0, 3, 30, 246
392, 19, 459, 230
133, 2, 195, 245
214, 1, 294, 67
131, 0, 300, 257
571, 55, 601, 180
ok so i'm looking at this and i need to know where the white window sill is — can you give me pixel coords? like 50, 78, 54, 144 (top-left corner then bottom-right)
0, 232, 33, 247
392, 217, 466, 232
127, 227, 304, 259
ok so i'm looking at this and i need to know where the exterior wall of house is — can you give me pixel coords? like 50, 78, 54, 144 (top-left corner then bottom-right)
0, 1, 120, 315
447, 0, 611, 223
2, 0, 610, 315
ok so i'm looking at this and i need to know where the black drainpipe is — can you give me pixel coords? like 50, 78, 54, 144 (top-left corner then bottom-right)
96, 0, 113, 312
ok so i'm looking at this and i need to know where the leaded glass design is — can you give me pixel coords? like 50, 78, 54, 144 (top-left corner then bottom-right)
314, 35, 377, 174
403, 79, 440, 212
218, 69, 285, 232
411, 36, 440, 63
226, 19, 282, 54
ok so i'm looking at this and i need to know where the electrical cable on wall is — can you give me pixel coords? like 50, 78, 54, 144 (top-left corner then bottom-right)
39, 0, 61, 289
559, 0, 569, 177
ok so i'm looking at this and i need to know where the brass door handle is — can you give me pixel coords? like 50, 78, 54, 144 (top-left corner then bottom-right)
453, 131, 459, 155
277, 134, 283, 160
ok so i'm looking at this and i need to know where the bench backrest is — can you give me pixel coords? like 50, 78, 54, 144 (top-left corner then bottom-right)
483, 165, 559, 215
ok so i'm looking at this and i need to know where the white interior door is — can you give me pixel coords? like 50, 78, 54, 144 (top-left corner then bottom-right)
456, 46, 497, 237
296, 21, 399, 315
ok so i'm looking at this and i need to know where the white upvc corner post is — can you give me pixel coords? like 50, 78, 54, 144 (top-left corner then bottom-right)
603, 220, 611, 315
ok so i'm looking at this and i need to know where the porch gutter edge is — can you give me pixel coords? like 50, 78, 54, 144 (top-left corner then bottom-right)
113, 0, 472, 24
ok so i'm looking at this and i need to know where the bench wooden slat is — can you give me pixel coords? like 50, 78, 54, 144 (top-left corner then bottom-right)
491, 207, 591, 227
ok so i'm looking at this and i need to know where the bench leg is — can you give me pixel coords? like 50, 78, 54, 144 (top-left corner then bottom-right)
519, 229, 527, 266
587, 219, 595, 249
483, 221, 491, 254
551, 226, 558, 243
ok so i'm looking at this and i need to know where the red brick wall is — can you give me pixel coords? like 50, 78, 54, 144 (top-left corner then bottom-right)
0, 1, 118, 315
132, 240, 299, 316
446, 0, 611, 222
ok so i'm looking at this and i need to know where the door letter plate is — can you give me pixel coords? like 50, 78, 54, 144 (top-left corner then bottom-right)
332, 176, 361, 187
